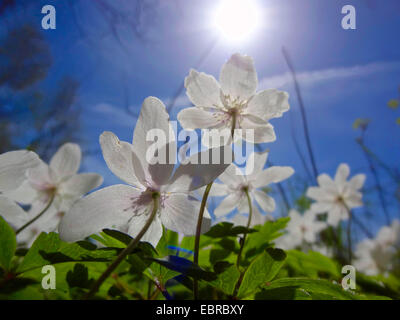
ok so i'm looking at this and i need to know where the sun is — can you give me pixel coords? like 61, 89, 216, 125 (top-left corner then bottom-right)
213, 0, 261, 43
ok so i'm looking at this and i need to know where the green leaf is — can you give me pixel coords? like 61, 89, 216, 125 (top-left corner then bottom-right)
66, 263, 93, 289
208, 262, 241, 296
237, 248, 286, 299
396, 118, 400, 126
244, 217, 290, 260
388, 99, 399, 109
17, 232, 118, 273
0, 216, 17, 271
260, 278, 360, 300
285, 250, 340, 278
204, 222, 255, 238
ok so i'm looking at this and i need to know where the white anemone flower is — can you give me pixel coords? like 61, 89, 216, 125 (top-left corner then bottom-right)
177, 53, 290, 146
306, 163, 366, 227
0, 150, 41, 192
354, 220, 400, 276
209, 151, 294, 219
59, 97, 231, 247
3, 143, 103, 214
275, 210, 326, 250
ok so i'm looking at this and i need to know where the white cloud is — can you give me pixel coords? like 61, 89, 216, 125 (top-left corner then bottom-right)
259, 61, 400, 89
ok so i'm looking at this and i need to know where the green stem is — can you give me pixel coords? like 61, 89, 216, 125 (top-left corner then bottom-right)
236, 187, 252, 269
192, 117, 237, 299
83, 192, 160, 300
16, 193, 55, 235
193, 182, 213, 300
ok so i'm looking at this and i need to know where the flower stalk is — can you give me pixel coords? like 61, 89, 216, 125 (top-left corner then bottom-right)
193, 182, 213, 300
16, 193, 56, 235
83, 192, 160, 300
236, 187, 253, 269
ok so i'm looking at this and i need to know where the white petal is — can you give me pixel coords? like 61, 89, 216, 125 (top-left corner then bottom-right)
167, 145, 232, 192
253, 166, 294, 188
348, 174, 366, 190
184, 69, 223, 108
0, 150, 40, 192
327, 204, 347, 226
306, 186, 335, 202
214, 192, 241, 217
132, 97, 176, 186
240, 115, 276, 144
59, 185, 139, 242
2, 180, 38, 205
245, 150, 269, 178
218, 163, 245, 188
345, 193, 363, 209
100, 131, 143, 187
177, 107, 224, 130
246, 89, 290, 120
50, 143, 81, 181
0, 195, 28, 228
219, 53, 257, 100
310, 201, 333, 213
209, 183, 229, 196
27, 163, 54, 188
161, 194, 200, 235
334, 163, 350, 191
128, 215, 163, 248
253, 190, 276, 212
58, 173, 103, 197
317, 174, 337, 193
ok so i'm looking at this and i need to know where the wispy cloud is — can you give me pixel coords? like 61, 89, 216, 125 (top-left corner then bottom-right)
259, 61, 400, 89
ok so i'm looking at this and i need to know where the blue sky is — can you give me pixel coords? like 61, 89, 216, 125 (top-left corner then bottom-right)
1, 0, 400, 238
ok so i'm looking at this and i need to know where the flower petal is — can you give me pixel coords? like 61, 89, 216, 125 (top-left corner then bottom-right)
184, 69, 223, 108
317, 174, 337, 193
253, 190, 276, 212
306, 186, 335, 202
218, 163, 246, 188
58, 173, 103, 197
334, 163, 350, 191
59, 185, 139, 242
132, 97, 176, 186
219, 53, 257, 100
245, 150, 269, 178
240, 115, 276, 144
253, 166, 294, 188
161, 194, 201, 235
50, 143, 81, 181
2, 180, 38, 205
246, 89, 290, 120
177, 107, 225, 130
128, 215, 163, 248
214, 192, 241, 217
100, 131, 143, 187
167, 145, 232, 192
348, 174, 366, 190
0, 150, 40, 192
0, 195, 28, 228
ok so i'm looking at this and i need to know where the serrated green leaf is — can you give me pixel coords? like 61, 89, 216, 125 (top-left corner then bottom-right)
244, 217, 290, 260
17, 232, 118, 273
237, 248, 286, 299
208, 262, 241, 296
0, 216, 16, 271
260, 278, 360, 300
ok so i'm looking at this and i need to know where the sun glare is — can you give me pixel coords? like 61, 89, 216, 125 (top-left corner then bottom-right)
213, 0, 261, 43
